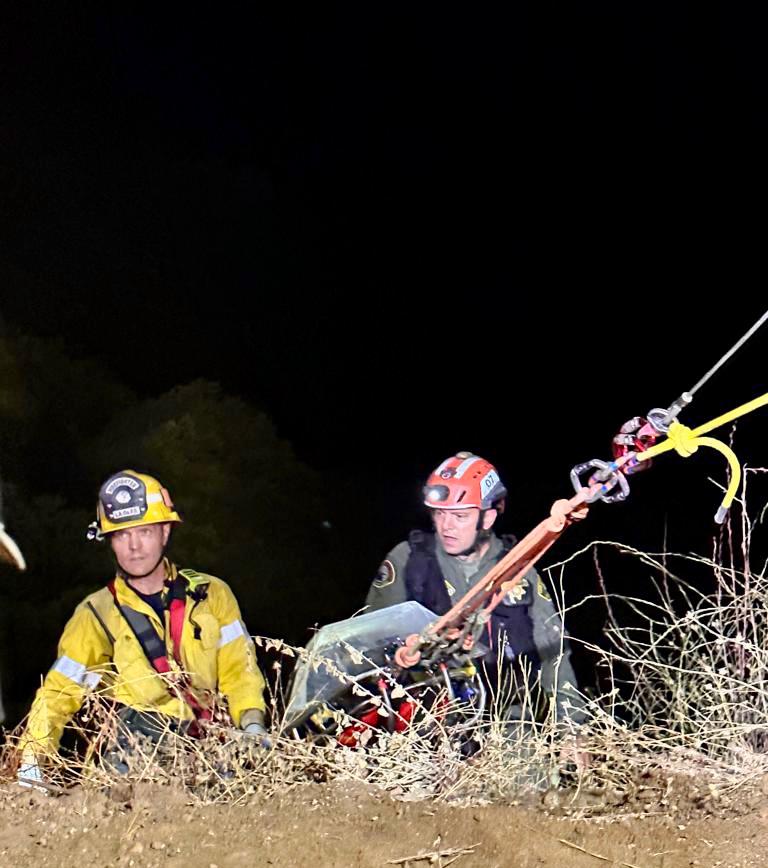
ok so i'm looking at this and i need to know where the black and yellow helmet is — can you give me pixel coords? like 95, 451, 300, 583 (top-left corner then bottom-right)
94, 470, 182, 536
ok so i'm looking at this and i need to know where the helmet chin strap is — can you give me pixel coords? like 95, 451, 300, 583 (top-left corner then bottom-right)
453, 509, 490, 557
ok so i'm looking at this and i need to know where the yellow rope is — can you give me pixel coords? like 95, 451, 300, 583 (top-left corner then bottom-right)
634, 391, 768, 522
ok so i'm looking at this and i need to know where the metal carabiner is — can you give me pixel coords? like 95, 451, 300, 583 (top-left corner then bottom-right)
570, 458, 630, 504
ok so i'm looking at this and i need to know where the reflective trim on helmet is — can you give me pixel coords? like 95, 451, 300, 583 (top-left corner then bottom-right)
52, 655, 87, 685
218, 619, 247, 648
146, 492, 164, 503
453, 455, 480, 479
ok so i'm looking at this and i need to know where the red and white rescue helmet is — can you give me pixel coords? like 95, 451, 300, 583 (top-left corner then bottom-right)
423, 452, 507, 512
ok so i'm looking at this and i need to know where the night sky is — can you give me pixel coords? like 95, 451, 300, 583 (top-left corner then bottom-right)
2, 8, 766, 631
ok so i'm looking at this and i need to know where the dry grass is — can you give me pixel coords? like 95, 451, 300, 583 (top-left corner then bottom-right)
5, 469, 768, 816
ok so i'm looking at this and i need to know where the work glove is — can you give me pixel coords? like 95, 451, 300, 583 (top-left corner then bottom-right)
239, 709, 272, 749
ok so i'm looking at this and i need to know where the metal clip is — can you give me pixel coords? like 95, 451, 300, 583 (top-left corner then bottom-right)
86, 520, 104, 542
570, 459, 630, 504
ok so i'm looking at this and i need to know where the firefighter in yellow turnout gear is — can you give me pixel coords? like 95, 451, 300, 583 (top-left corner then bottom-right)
18, 471, 267, 785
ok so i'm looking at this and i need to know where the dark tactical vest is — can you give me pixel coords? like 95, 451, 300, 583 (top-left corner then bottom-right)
403, 530, 541, 672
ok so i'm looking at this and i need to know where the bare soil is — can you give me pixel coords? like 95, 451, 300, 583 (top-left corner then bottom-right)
1, 777, 767, 868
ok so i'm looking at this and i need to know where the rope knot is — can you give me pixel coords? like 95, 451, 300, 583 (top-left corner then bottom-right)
668, 422, 698, 458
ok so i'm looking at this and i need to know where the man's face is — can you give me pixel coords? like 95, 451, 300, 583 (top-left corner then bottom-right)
109, 522, 170, 577
432, 508, 496, 555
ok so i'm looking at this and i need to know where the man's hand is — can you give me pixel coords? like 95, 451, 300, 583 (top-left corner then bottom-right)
239, 709, 271, 749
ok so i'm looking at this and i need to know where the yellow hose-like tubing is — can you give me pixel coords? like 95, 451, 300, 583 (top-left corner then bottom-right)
636, 418, 745, 523
639, 392, 768, 462
694, 392, 768, 438
691, 436, 740, 522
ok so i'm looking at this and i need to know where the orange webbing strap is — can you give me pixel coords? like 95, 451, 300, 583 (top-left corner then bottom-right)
395, 488, 593, 668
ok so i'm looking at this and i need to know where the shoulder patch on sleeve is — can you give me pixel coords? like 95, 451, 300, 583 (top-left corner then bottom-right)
537, 575, 552, 602
372, 559, 396, 589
